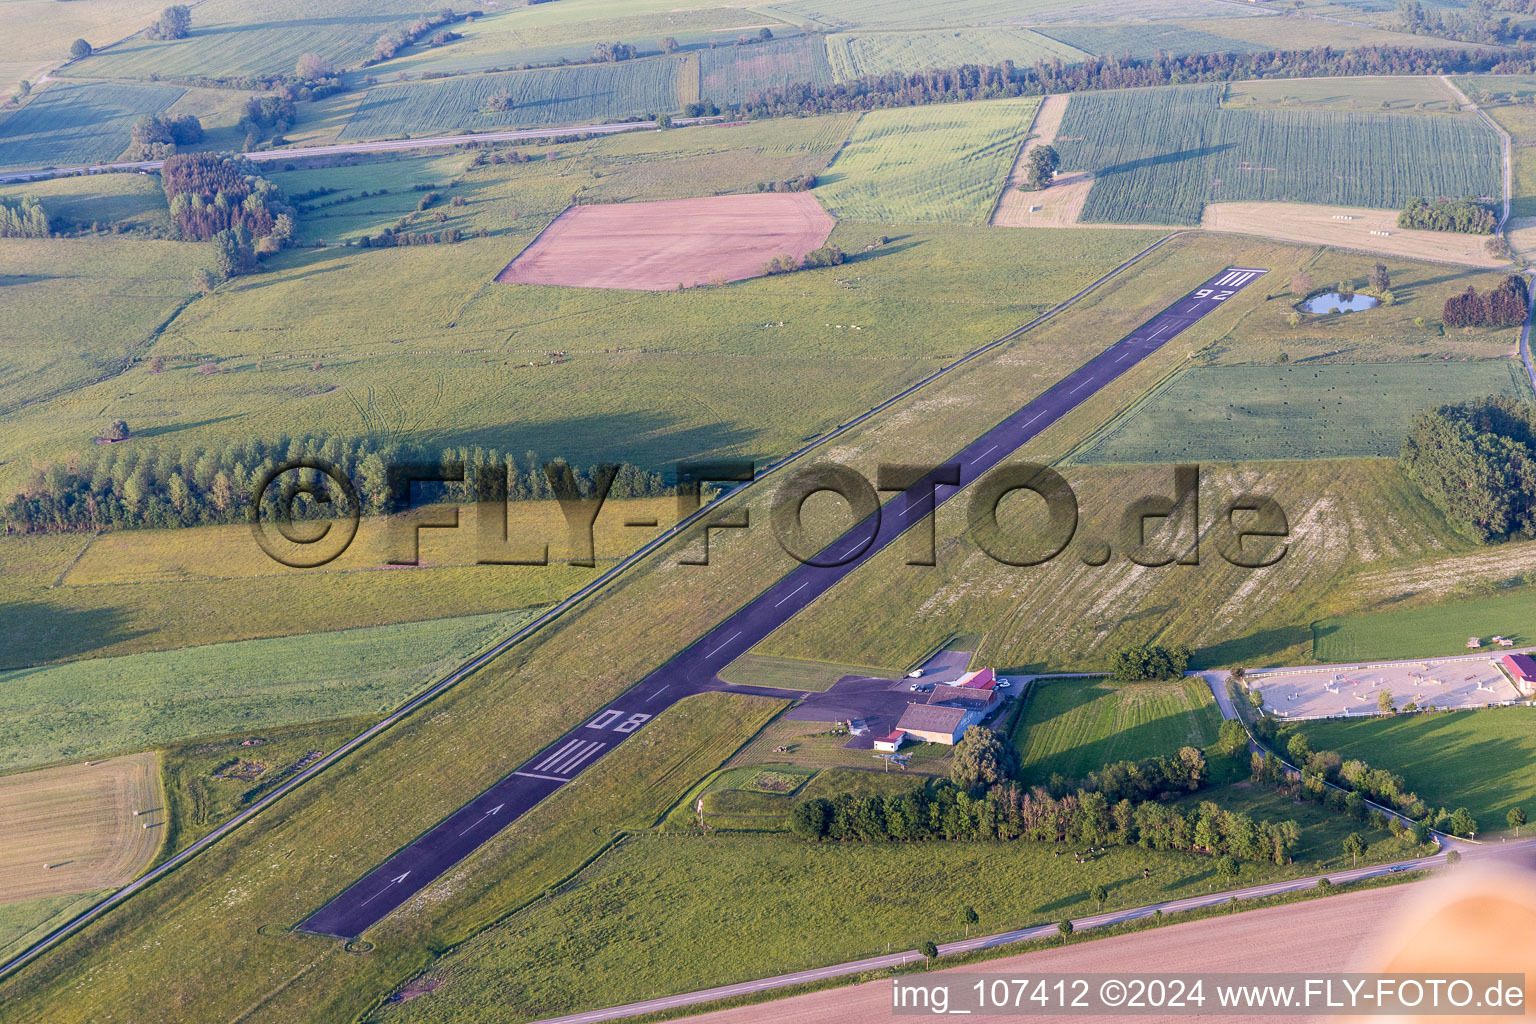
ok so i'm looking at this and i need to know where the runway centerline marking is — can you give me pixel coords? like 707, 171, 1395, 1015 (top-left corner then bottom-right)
773, 581, 808, 607
704, 631, 742, 659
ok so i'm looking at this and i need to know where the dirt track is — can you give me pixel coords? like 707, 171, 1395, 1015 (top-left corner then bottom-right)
495, 193, 835, 291
679, 885, 1405, 1024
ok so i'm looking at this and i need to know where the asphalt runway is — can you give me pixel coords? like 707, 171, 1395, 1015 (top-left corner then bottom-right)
299, 266, 1266, 939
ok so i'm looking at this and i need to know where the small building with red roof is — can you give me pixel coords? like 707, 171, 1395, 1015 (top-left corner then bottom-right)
1501, 653, 1536, 695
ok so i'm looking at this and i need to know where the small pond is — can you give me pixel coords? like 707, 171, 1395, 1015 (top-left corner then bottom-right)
1304, 291, 1379, 315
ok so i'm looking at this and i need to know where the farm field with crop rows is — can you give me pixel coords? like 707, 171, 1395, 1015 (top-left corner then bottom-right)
1053, 84, 1502, 225
1010, 677, 1222, 785
1071, 361, 1529, 464
815, 98, 1037, 223
824, 28, 1089, 81
759, 0, 1265, 29
1039, 22, 1271, 59
65, 0, 432, 80
699, 35, 831, 105
338, 57, 688, 139
0, 81, 185, 167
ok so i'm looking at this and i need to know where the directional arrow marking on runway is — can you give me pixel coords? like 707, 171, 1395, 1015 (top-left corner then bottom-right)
458, 804, 506, 836
359, 872, 411, 909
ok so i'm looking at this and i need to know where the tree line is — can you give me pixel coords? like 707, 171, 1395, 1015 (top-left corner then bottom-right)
1441, 275, 1529, 328
2, 436, 671, 534
790, 763, 1301, 865
1401, 395, 1536, 543
126, 112, 204, 160
761, 244, 845, 276
1110, 643, 1194, 683
723, 45, 1536, 119
1398, 196, 1497, 234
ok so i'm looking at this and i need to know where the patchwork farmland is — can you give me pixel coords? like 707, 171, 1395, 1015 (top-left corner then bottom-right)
1071, 361, 1531, 464
0, 81, 185, 167
815, 98, 1038, 223
338, 58, 690, 139
1052, 84, 1503, 225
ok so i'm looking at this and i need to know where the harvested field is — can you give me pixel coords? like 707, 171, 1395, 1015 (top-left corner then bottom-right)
495, 193, 835, 291
1202, 201, 1507, 267
677, 885, 1408, 1024
0, 753, 162, 903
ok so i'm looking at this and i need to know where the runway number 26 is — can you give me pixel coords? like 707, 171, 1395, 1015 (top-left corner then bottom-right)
1193, 289, 1234, 301
586, 710, 652, 733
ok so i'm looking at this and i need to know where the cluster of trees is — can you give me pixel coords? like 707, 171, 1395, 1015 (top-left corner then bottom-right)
0, 196, 50, 238
161, 153, 296, 270
727, 47, 1536, 119
369, 9, 468, 64
2, 437, 671, 534
1398, 0, 1526, 45
592, 41, 639, 62
790, 772, 1300, 865
1398, 196, 1498, 234
146, 5, 191, 40
1441, 275, 1529, 328
1400, 395, 1536, 542
1023, 144, 1059, 189
761, 244, 846, 275
681, 100, 721, 117
359, 225, 480, 246
125, 112, 203, 159
752, 174, 817, 193
1109, 643, 1193, 683
238, 94, 299, 149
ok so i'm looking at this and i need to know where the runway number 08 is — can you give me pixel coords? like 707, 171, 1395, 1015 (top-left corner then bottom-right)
586, 709, 653, 733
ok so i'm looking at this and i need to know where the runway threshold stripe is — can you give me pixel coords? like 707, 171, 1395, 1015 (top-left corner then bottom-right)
558, 743, 607, 774
514, 771, 569, 782
533, 739, 584, 771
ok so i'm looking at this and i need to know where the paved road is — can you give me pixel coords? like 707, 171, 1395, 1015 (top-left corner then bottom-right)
526, 836, 1535, 1024
0, 118, 722, 183
301, 266, 1268, 939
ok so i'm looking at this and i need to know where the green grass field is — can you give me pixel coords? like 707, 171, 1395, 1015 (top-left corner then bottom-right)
0, 235, 211, 416
338, 57, 689, 139
816, 98, 1038, 223
1297, 707, 1536, 835
0, 0, 166, 95
698, 35, 831, 105
1054, 84, 1502, 225
1011, 677, 1223, 784
0, 171, 172, 232
0, 81, 185, 168
0, 608, 538, 772
1312, 586, 1536, 663
823, 28, 1089, 81
1070, 361, 1530, 464
0, 891, 110, 965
